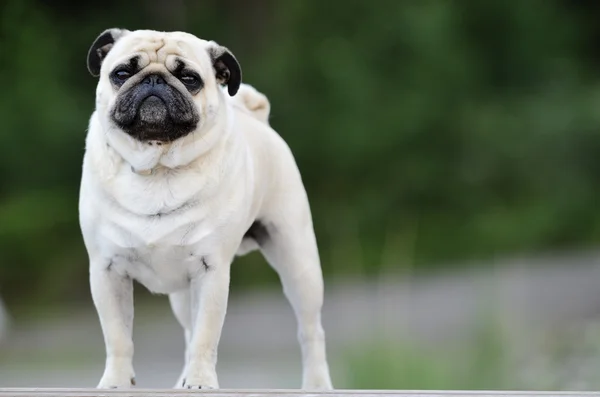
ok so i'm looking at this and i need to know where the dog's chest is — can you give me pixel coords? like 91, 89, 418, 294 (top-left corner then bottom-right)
108, 164, 218, 217
100, 209, 222, 294
108, 241, 208, 294
95, 167, 244, 294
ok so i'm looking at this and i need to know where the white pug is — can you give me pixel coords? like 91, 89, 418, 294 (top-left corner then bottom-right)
79, 28, 333, 390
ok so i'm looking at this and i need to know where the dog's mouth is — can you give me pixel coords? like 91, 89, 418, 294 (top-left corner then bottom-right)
129, 95, 174, 141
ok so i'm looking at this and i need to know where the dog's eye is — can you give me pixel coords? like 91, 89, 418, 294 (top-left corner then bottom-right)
114, 70, 131, 81
180, 74, 199, 86
175, 70, 202, 93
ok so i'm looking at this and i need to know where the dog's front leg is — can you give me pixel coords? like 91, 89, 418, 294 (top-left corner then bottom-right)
90, 261, 136, 388
180, 259, 231, 389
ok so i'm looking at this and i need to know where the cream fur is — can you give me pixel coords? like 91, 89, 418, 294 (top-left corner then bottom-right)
79, 29, 332, 390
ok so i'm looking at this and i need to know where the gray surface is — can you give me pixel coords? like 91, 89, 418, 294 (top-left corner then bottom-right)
0, 297, 8, 346
1, 389, 599, 397
2, 251, 600, 389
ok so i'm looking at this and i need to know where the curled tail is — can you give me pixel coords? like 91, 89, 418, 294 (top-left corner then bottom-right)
231, 83, 271, 124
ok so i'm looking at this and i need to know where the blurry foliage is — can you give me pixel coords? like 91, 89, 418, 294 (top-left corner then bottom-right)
343, 329, 516, 390
2, 0, 600, 304
343, 320, 600, 391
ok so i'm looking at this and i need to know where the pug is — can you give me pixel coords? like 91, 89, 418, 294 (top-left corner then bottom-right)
79, 28, 333, 390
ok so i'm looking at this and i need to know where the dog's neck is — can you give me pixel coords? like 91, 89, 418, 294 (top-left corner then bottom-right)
101, 104, 232, 176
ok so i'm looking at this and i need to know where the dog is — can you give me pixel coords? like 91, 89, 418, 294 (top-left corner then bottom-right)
79, 28, 334, 390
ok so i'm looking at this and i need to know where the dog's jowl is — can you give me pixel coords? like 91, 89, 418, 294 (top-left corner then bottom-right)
79, 28, 333, 390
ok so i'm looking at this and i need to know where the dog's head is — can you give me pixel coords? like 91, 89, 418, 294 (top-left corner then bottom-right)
87, 28, 241, 143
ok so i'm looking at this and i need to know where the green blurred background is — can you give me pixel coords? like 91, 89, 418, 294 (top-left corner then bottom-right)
4, 0, 600, 305
3, 0, 600, 390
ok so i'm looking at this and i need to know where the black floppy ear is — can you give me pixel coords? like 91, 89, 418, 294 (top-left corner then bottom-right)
208, 43, 242, 96
87, 28, 130, 77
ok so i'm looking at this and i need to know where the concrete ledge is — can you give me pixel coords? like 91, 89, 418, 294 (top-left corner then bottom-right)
0, 389, 599, 397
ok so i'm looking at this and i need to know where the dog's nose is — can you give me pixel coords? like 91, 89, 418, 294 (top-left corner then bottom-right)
142, 74, 166, 86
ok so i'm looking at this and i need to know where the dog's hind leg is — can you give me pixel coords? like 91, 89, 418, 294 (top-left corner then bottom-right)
169, 288, 192, 388
256, 217, 334, 390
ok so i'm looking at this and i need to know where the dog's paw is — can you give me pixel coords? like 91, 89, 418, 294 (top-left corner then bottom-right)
96, 361, 136, 389
179, 375, 218, 390
179, 379, 216, 390
184, 383, 214, 390
302, 380, 334, 391
97, 375, 136, 389
302, 369, 334, 390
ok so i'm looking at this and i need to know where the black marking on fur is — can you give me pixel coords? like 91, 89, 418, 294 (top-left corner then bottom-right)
111, 252, 141, 274
106, 260, 114, 271
173, 59, 186, 76
201, 256, 209, 271
208, 46, 241, 96
109, 56, 141, 87
243, 220, 270, 246
172, 59, 204, 95
128, 56, 139, 72
181, 378, 212, 389
87, 28, 128, 77
121, 252, 139, 263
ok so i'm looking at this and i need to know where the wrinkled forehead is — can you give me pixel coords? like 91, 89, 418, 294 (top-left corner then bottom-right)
105, 30, 212, 72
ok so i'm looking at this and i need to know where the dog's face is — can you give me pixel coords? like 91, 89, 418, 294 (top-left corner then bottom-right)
87, 28, 241, 143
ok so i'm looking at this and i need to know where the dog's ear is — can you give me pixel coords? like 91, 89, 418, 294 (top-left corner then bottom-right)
87, 28, 130, 77
207, 43, 242, 96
